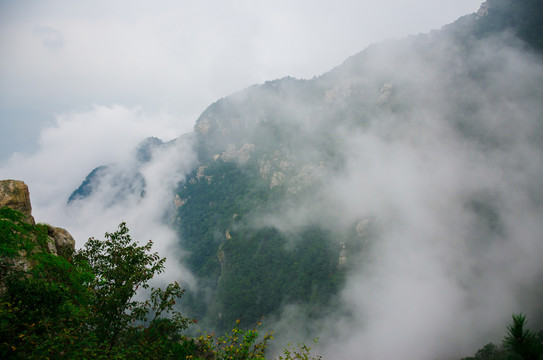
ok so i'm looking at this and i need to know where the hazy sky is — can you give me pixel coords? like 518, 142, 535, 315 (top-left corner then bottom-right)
2, 3, 543, 358
0, 0, 482, 163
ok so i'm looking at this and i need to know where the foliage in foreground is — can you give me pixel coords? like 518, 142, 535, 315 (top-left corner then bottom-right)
0, 206, 322, 359
189, 320, 272, 360
462, 313, 543, 360
502, 313, 542, 360
0, 206, 194, 359
5, 205, 541, 360
188, 321, 322, 360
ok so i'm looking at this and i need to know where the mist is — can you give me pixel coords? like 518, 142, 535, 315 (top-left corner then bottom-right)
1, 1, 542, 359
254, 31, 543, 359
0, 0, 482, 162
0, 104, 199, 287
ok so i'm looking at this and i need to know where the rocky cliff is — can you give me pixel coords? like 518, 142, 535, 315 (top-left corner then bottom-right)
0, 179, 35, 225
63, 0, 543, 334
0, 179, 76, 256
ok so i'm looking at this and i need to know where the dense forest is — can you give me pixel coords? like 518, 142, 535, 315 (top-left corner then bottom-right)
174, 159, 350, 330
1, 206, 542, 358
0, 206, 326, 359
8, 0, 543, 358
167, 0, 543, 336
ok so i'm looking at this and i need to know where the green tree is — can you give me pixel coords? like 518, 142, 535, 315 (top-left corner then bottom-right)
73, 221, 195, 357
1, 209, 194, 359
193, 319, 273, 360
0, 206, 93, 359
278, 339, 323, 360
1, 207, 328, 359
503, 313, 542, 360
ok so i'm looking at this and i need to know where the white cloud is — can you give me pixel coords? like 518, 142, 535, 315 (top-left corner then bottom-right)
0, 0, 482, 160
6, 2, 533, 358
0, 104, 199, 288
254, 31, 543, 359
0, 105, 180, 203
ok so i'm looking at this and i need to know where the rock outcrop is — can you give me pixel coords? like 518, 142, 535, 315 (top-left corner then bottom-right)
0, 179, 35, 225
46, 226, 76, 256
476, 1, 490, 19
0, 179, 76, 255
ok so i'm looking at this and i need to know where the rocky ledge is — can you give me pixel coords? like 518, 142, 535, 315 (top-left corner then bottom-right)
0, 179, 75, 255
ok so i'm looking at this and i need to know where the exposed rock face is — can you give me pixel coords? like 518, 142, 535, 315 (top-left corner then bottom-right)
174, 194, 188, 208
1, 179, 76, 255
355, 219, 371, 238
0, 180, 35, 225
195, 116, 212, 136
476, 1, 490, 19
338, 242, 347, 269
378, 82, 394, 104
213, 143, 255, 164
325, 79, 353, 103
47, 226, 76, 256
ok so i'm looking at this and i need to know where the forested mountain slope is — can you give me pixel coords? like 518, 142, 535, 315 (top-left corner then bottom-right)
170, 0, 543, 333
69, 1, 543, 356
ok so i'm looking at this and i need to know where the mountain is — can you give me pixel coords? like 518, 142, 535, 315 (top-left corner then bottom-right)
68, 137, 169, 205
69, 0, 543, 352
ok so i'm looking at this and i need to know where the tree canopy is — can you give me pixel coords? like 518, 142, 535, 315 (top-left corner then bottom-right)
0, 206, 322, 359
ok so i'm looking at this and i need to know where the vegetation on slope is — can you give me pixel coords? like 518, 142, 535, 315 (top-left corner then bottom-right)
0, 206, 195, 359
174, 159, 348, 331
2, 206, 542, 359
0, 206, 325, 359
170, 0, 543, 334
461, 313, 543, 360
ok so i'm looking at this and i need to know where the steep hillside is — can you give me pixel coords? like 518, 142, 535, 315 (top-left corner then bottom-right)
1, 180, 76, 286
172, 0, 543, 332
68, 1, 543, 353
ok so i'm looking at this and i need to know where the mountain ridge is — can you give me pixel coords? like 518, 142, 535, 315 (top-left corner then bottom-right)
67, 1, 543, 349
